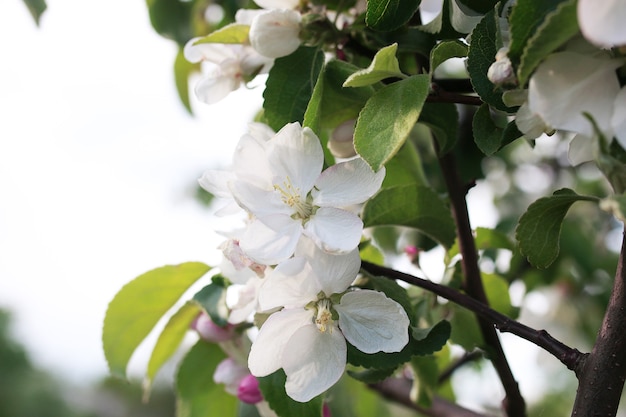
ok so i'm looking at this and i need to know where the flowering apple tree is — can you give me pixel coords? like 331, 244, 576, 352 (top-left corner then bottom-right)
99, 0, 626, 416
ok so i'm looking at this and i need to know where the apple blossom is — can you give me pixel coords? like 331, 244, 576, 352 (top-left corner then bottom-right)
528, 51, 622, 139
228, 122, 385, 264
248, 242, 410, 402
184, 39, 272, 105
577, 0, 626, 48
249, 9, 302, 58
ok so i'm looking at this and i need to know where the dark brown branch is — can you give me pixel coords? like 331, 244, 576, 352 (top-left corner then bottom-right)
369, 377, 493, 417
426, 91, 483, 106
438, 150, 526, 417
361, 261, 585, 372
571, 230, 626, 416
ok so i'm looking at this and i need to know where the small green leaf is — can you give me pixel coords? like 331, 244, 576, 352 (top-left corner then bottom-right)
410, 355, 439, 407
365, 0, 421, 31
343, 44, 405, 87
193, 23, 250, 44
176, 341, 237, 417
429, 40, 468, 74
347, 366, 397, 383
517, 0, 578, 85
264, 47, 325, 131
419, 102, 459, 155
22, 0, 47, 25
467, 10, 515, 112
193, 276, 229, 326
507, 0, 565, 67
449, 305, 483, 350
354, 75, 430, 171
103, 262, 211, 378
145, 302, 201, 391
363, 185, 456, 249
446, 226, 514, 264
515, 189, 599, 268
174, 48, 195, 114
483, 273, 515, 317
258, 370, 324, 417
146, 0, 194, 46
382, 140, 429, 188
472, 103, 502, 155
347, 320, 450, 369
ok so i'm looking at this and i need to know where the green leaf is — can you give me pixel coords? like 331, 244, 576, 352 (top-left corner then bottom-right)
516, 0, 578, 85
146, 0, 194, 46
22, 0, 47, 25
419, 102, 459, 155
304, 60, 376, 131
410, 355, 439, 407
174, 48, 195, 114
382, 140, 429, 188
507, 0, 565, 68
472, 103, 503, 155
264, 47, 325, 131
457, 0, 497, 13
429, 40, 468, 74
354, 75, 430, 171
193, 23, 250, 44
449, 305, 483, 350
483, 273, 515, 317
145, 302, 201, 391
363, 185, 456, 248
343, 44, 405, 87
446, 226, 514, 264
347, 366, 397, 383
347, 320, 450, 369
192, 276, 230, 327
467, 10, 515, 112
365, 0, 421, 31
258, 370, 324, 417
515, 189, 599, 268
176, 341, 237, 417
103, 262, 211, 378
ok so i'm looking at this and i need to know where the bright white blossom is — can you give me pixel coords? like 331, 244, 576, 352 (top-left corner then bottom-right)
184, 40, 272, 105
577, 0, 626, 48
528, 51, 622, 139
229, 122, 385, 264
247, 242, 409, 402
249, 9, 302, 58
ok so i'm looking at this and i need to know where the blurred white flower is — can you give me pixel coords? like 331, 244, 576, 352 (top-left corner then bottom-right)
578, 0, 626, 48
249, 9, 302, 58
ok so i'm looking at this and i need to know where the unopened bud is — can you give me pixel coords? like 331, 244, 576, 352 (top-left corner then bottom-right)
237, 374, 263, 404
192, 312, 236, 342
214, 358, 249, 395
328, 120, 357, 158
487, 48, 516, 87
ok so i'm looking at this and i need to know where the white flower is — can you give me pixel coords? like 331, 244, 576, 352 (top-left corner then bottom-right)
253, 0, 299, 10
528, 51, 622, 139
578, 0, 626, 48
487, 48, 516, 86
247, 242, 409, 402
229, 122, 385, 264
249, 9, 302, 58
184, 40, 272, 105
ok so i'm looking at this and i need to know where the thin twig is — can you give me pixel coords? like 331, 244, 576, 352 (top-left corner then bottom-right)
361, 261, 585, 373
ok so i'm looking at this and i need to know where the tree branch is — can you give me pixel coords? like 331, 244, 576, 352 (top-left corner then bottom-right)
361, 261, 585, 372
369, 377, 493, 417
437, 150, 526, 417
571, 229, 626, 416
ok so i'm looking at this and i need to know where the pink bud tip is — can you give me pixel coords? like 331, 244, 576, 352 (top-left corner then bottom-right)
237, 374, 263, 404
323, 403, 331, 417
192, 312, 235, 342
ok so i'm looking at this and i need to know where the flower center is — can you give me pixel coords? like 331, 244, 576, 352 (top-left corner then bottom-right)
274, 176, 313, 219
315, 299, 334, 333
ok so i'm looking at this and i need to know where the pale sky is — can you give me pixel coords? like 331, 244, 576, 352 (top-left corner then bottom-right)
0, 0, 263, 382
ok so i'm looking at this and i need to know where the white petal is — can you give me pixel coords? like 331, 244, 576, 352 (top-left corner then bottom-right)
235, 8, 266, 24
253, 0, 299, 10
578, 0, 626, 48
528, 52, 621, 138
230, 180, 288, 217
515, 102, 549, 140
198, 169, 235, 198
335, 290, 409, 354
450, 0, 482, 34
268, 123, 324, 196
282, 323, 346, 402
248, 308, 313, 377
307, 247, 361, 296
612, 87, 626, 149
250, 9, 302, 59
304, 207, 363, 253
258, 257, 320, 310
183, 39, 238, 64
194, 67, 241, 105
228, 277, 264, 323
239, 217, 302, 264
312, 159, 385, 207
232, 132, 273, 188
568, 134, 596, 166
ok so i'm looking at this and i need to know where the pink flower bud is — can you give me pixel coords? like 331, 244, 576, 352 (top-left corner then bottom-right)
237, 374, 263, 404
192, 312, 236, 342
214, 358, 249, 395
323, 403, 332, 417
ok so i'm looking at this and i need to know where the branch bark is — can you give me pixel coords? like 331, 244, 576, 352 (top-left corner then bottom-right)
369, 377, 493, 417
571, 229, 626, 416
437, 151, 526, 417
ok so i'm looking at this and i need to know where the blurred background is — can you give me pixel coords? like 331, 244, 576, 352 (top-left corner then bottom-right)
1, 0, 624, 416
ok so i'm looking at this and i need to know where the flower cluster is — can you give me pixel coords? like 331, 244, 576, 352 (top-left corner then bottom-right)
199, 122, 410, 402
